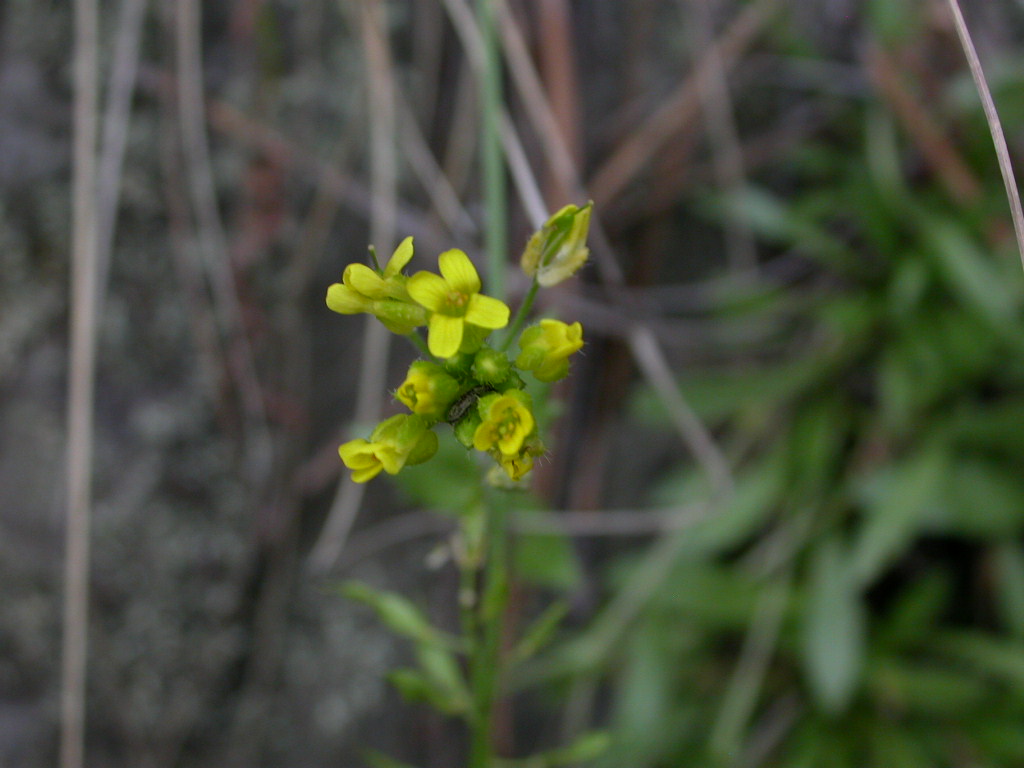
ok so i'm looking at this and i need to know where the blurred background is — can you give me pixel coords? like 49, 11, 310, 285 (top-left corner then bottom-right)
6, 0, 1024, 765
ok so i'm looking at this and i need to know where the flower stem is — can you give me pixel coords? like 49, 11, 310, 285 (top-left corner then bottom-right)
465, 495, 509, 768
405, 330, 435, 360
499, 278, 540, 352
478, 0, 506, 303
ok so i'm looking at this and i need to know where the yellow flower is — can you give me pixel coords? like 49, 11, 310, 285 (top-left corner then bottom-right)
343, 236, 415, 300
472, 391, 535, 457
520, 202, 592, 287
407, 250, 510, 358
338, 413, 438, 483
516, 319, 584, 382
338, 438, 405, 483
326, 237, 427, 334
497, 451, 533, 481
395, 361, 460, 419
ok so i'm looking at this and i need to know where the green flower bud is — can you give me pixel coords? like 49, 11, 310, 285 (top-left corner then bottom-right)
406, 428, 439, 465
453, 410, 483, 449
458, 323, 491, 355
472, 347, 512, 385
442, 351, 475, 376
516, 319, 584, 382
340, 413, 434, 483
396, 361, 461, 420
520, 202, 592, 286
372, 299, 429, 335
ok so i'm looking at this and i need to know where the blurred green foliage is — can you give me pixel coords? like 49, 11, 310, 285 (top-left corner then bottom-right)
592, 95, 1024, 765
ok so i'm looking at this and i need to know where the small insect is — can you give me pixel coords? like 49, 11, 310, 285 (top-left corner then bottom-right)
447, 385, 490, 422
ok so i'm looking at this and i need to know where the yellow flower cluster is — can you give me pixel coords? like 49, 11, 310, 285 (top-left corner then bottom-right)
329, 205, 592, 485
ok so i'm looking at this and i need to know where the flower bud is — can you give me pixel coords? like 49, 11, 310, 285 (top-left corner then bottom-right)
396, 361, 461, 420
453, 409, 483, 449
520, 202, 592, 286
472, 347, 512, 386
339, 413, 434, 483
458, 323, 491, 355
516, 320, 584, 382
372, 299, 429, 335
326, 282, 374, 314
406, 428, 439, 466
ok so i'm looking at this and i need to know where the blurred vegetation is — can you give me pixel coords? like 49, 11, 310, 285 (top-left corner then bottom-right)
6, 0, 1024, 766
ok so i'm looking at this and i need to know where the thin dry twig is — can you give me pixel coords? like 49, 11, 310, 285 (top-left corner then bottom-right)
449, 0, 733, 493
198, 97, 448, 254
865, 41, 981, 206
335, 504, 712, 571
62, 0, 100, 765
96, 0, 148, 302
397, 95, 478, 238
710, 573, 791, 759
588, 0, 779, 209
690, 0, 759, 271
308, 0, 399, 574
945, 0, 1024, 271
175, 0, 273, 483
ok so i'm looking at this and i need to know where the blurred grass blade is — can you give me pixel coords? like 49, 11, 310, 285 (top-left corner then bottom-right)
915, 210, 1018, 328
994, 545, 1024, 638
851, 439, 948, 587
803, 535, 864, 713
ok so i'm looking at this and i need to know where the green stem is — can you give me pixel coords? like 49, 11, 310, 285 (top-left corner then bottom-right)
499, 278, 540, 352
467, 496, 509, 768
405, 330, 435, 361
478, 0, 506, 303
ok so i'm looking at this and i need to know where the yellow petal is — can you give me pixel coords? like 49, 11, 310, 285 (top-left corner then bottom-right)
439, 249, 481, 295
339, 439, 375, 468
352, 464, 385, 483
344, 263, 388, 298
537, 247, 588, 287
473, 422, 496, 452
465, 294, 510, 329
407, 271, 450, 311
377, 445, 406, 475
384, 236, 414, 277
428, 314, 464, 358
326, 283, 372, 314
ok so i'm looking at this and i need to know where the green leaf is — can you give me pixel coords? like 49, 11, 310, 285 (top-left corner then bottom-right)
994, 545, 1024, 638
510, 602, 569, 665
602, 623, 685, 767
867, 657, 988, 716
952, 400, 1024, 455
538, 731, 611, 765
877, 571, 950, 648
714, 186, 855, 268
851, 440, 948, 587
928, 461, 1024, 538
868, 722, 933, 768
867, 0, 919, 42
513, 511, 582, 590
788, 394, 849, 497
341, 581, 456, 649
393, 432, 482, 515
415, 644, 471, 714
650, 563, 765, 630
935, 631, 1024, 688
802, 535, 865, 713
503, 733, 612, 767
915, 211, 1017, 329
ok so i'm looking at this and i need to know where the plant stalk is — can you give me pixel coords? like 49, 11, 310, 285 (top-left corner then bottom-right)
500, 277, 540, 352
466, 497, 509, 768
478, 0, 506, 302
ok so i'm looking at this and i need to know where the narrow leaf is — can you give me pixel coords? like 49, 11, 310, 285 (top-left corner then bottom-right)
803, 535, 865, 713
